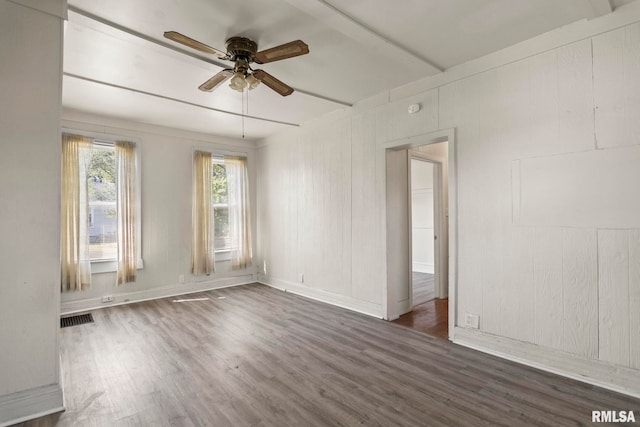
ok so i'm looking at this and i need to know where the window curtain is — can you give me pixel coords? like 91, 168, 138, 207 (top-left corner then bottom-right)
115, 141, 137, 285
192, 150, 215, 275
226, 156, 252, 270
61, 133, 92, 291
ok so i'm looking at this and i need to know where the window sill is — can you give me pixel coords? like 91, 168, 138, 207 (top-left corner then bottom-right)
91, 258, 144, 274
215, 249, 231, 262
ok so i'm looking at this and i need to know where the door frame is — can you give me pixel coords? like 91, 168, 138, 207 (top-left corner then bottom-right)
408, 152, 445, 305
381, 128, 457, 341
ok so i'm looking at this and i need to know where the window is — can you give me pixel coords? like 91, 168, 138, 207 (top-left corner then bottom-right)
61, 130, 142, 291
191, 151, 252, 275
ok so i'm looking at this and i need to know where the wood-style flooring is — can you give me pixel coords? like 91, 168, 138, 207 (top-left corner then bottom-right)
392, 298, 449, 339
17, 283, 640, 426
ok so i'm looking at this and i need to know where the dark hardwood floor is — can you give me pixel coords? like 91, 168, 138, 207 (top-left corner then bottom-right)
392, 298, 449, 339
17, 283, 640, 426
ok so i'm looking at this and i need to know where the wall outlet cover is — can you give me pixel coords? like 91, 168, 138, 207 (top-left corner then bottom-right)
464, 312, 480, 329
101, 295, 115, 303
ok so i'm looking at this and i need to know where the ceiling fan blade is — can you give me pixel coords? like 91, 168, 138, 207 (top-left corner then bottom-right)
254, 40, 309, 64
253, 70, 294, 96
164, 31, 227, 58
198, 69, 233, 92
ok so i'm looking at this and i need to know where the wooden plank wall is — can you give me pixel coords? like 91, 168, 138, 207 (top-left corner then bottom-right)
257, 21, 640, 371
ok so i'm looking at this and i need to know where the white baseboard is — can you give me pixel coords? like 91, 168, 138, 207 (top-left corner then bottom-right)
259, 275, 383, 319
0, 384, 64, 427
412, 289, 435, 306
412, 262, 434, 274
454, 327, 640, 399
61, 274, 257, 315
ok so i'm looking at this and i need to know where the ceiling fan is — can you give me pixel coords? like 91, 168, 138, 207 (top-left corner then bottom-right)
164, 31, 309, 96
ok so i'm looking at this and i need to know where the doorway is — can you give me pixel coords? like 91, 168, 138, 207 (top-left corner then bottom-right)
387, 138, 451, 340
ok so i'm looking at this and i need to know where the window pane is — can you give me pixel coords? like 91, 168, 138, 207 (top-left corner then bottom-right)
88, 148, 117, 260
212, 161, 229, 250
212, 163, 227, 204
214, 206, 229, 249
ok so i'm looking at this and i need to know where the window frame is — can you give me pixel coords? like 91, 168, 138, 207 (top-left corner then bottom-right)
62, 128, 144, 274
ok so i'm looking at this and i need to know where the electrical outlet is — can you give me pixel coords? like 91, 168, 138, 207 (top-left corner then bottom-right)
464, 312, 480, 329
298, 273, 304, 283
101, 295, 115, 303
179, 274, 185, 284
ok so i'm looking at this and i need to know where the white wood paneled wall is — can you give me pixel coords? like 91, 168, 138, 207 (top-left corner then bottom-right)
598, 229, 630, 366
443, 22, 640, 369
593, 23, 640, 149
351, 112, 384, 305
562, 228, 599, 359
257, 18, 640, 375
257, 111, 385, 315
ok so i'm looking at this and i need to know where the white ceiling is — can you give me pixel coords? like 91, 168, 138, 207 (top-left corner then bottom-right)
63, 0, 636, 140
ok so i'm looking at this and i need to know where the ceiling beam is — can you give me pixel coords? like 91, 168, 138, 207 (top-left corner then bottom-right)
281, 0, 443, 75
587, 0, 613, 17
63, 72, 300, 127
67, 5, 352, 107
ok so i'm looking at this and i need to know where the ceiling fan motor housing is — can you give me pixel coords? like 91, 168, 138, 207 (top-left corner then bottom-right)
225, 37, 258, 62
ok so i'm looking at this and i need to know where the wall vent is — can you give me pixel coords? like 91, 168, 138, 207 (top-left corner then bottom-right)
60, 313, 94, 328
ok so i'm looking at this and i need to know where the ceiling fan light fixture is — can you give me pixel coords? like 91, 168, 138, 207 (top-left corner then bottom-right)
229, 72, 247, 92
245, 73, 260, 90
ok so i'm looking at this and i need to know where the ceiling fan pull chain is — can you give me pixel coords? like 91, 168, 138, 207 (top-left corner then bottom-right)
241, 87, 246, 139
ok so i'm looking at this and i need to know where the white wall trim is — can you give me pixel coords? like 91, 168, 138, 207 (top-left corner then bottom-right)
61, 274, 256, 315
0, 384, 64, 427
454, 327, 640, 399
259, 276, 383, 319
62, 110, 256, 150
412, 262, 434, 274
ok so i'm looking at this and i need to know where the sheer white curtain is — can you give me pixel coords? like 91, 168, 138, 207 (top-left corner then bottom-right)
61, 133, 92, 291
115, 141, 137, 285
226, 156, 252, 269
192, 150, 215, 275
